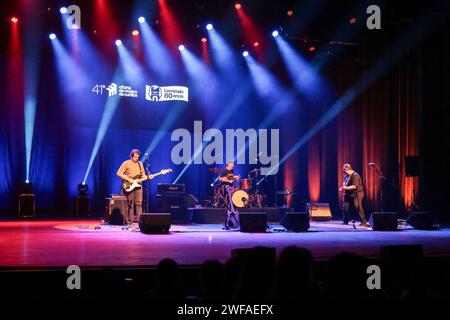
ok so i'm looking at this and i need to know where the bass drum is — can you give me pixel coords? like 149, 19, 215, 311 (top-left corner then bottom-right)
231, 189, 249, 208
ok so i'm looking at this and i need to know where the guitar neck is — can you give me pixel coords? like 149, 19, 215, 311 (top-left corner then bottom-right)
151, 171, 164, 178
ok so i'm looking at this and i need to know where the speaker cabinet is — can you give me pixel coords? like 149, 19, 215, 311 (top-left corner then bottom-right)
19, 194, 35, 217
307, 202, 332, 221
369, 212, 398, 231
139, 213, 171, 234
157, 194, 188, 223
407, 212, 436, 230
75, 195, 90, 216
280, 212, 310, 232
239, 212, 267, 233
106, 197, 128, 225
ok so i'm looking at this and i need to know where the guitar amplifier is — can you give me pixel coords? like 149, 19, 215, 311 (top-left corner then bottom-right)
105, 197, 128, 225
307, 202, 332, 221
157, 183, 185, 195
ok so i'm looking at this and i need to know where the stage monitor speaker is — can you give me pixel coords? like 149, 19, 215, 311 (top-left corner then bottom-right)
19, 194, 35, 217
76, 195, 90, 216
405, 156, 420, 177
407, 211, 437, 230
307, 202, 332, 221
369, 212, 398, 231
139, 213, 171, 234
239, 212, 267, 233
107, 198, 128, 225
280, 212, 310, 232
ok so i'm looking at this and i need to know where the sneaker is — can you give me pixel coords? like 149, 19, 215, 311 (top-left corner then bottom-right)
359, 222, 371, 228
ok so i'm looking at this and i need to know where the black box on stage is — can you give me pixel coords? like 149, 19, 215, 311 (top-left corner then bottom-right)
307, 202, 332, 221
407, 211, 436, 230
76, 195, 90, 216
106, 197, 128, 225
280, 212, 310, 232
157, 194, 188, 223
157, 183, 185, 195
369, 212, 398, 231
19, 194, 35, 217
139, 213, 171, 234
239, 212, 267, 233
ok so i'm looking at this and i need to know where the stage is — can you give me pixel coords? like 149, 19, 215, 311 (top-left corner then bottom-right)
1, 219, 450, 268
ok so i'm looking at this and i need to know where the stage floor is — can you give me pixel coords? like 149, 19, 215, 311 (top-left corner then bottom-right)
1, 219, 450, 268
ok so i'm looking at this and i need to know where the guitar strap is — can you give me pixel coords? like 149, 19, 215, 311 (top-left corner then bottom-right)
138, 161, 144, 177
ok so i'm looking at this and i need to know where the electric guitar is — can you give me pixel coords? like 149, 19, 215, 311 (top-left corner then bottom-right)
122, 168, 172, 193
339, 172, 353, 201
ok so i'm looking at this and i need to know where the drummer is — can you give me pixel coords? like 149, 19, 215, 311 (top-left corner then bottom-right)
219, 161, 240, 187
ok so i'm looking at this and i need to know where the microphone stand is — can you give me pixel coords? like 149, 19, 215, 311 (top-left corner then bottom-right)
145, 155, 150, 213
371, 163, 386, 212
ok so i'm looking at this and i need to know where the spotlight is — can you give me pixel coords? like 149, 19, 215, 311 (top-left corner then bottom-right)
77, 183, 89, 195
60, 7, 67, 14
349, 17, 357, 24
22, 181, 33, 193
253, 41, 259, 47
115, 39, 122, 46
132, 30, 139, 36
49, 33, 56, 40
309, 46, 316, 52
206, 23, 213, 31
272, 30, 279, 37
138, 16, 145, 24
11, 16, 18, 23
178, 44, 185, 51
287, 10, 294, 16
235, 3, 242, 10
242, 51, 249, 57
201, 37, 207, 43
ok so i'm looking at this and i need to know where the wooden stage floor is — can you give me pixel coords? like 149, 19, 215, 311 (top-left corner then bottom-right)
1, 219, 450, 268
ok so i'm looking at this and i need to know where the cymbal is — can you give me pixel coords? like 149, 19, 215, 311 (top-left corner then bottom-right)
208, 167, 221, 173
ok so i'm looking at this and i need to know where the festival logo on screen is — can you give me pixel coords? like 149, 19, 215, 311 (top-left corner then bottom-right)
145, 85, 189, 102
91, 83, 138, 98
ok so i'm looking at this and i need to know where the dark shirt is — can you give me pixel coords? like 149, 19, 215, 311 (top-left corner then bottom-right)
344, 172, 364, 198
220, 168, 235, 186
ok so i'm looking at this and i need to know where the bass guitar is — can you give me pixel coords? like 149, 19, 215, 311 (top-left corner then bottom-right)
122, 168, 172, 193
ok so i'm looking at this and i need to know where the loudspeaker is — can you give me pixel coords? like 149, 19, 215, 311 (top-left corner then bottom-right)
239, 212, 267, 233
19, 194, 35, 217
405, 156, 420, 177
280, 212, 310, 232
76, 195, 90, 216
407, 211, 437, 230
369, 212, 398, 231
308, 202, 332, 221
157, 194, 188, 223
107, 198, 128, 225
139, 213, 171, 234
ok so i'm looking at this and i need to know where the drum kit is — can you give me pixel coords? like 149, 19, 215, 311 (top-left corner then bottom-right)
208, 167, 265, 208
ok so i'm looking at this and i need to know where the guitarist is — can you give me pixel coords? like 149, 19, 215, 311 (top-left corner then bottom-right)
340, 164, 369, 227
116, 149, 147, 225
